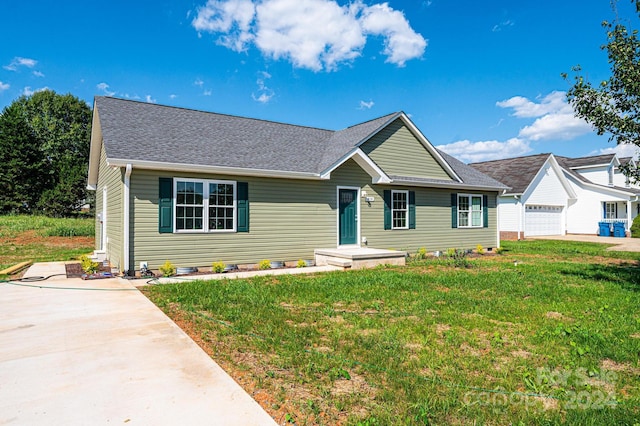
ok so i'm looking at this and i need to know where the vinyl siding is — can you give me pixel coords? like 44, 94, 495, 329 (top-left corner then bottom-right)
128, 159, 498, 270
95, 144, 124, 269
360, 119, 454, 180
578, 166, 610, 186
497, 196, 520, 233
565, 174, 628, 234
524, 162, 569, 206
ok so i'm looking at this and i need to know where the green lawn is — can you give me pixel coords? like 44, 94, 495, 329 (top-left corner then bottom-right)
143, 241, 640, 425
0, 215, 95, 274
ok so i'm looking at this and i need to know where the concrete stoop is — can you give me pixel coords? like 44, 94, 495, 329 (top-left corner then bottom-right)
314, 247, 407, 270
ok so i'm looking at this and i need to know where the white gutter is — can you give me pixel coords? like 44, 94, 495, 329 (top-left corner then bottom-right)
123, 164, 132, 274
107, 158, 321, 180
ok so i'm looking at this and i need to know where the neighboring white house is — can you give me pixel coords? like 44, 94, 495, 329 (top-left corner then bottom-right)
471, 153, 640, 239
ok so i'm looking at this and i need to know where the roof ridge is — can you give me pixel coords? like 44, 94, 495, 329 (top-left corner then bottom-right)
96, 96, 335, 133
469, 152, 552, 165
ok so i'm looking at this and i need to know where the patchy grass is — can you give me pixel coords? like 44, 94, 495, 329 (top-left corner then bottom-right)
0, 215, 95, 274
143, 241, 640, 425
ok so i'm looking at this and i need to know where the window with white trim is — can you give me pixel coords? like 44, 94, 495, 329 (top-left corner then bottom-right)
458, 194, 483, 228
174, 179, 236, 232
605, 202, 617, 219
391, 190, 408, 229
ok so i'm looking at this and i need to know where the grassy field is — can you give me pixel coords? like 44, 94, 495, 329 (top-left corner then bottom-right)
0, 215, 94, 275
143, 240, 640, 425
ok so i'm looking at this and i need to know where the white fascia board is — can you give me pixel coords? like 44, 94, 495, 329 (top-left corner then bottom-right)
106, 159, 322, 180
549, 155, 577, 199
570, 163, 611, 170
563, 171, 636, 199
86, 103, 103, 188
320, 148, 391, 183
520, 155, 577, 202
386, 180, 505, 192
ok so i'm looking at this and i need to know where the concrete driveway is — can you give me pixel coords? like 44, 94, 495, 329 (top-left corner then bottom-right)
0, 262, 276, 425
528, 234, 640, 252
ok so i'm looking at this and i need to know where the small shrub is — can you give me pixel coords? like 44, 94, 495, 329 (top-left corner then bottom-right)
297, 259, 307, 268
476, 244, 485, 255
445, 247, 457, 257
495, 246, 505, 254
631, 215, 640, 238
258, 259, 271, 270
415, 247, 427, 260
79, 254, 99, 274
159, 260, 176, 277
211, 261, 225, 273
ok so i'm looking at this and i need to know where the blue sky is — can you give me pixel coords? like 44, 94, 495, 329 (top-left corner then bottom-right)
1, 0, 639, 163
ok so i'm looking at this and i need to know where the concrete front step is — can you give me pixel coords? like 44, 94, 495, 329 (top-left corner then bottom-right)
315, 247, 406, 270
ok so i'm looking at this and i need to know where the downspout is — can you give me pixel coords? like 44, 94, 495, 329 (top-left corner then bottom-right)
627, 199, 633, 236
515, 195, 522, 240
123, 164, 132, 275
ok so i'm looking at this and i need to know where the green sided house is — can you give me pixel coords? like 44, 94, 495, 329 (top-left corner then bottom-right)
87, 97, 508, 275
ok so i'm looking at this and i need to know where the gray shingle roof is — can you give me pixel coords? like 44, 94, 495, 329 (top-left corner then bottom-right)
562, 154, 615, 168
470, 153, 552, 194
471, 153, 640, 196
95, 96, 504, 189
96, 96, 332, 174
436, 150, 509, 189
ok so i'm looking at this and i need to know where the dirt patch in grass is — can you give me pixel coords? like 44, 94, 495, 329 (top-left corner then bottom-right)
6, 229, 93, 248
545, 311, 574, 321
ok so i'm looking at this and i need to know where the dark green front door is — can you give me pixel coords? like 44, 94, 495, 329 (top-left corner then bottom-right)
339, 188, 358, 245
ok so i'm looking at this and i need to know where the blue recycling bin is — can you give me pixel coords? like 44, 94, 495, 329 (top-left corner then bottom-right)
598, 222, 611, 237
613, 222, 626, 238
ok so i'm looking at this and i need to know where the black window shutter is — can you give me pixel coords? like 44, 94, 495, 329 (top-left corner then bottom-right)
408, 191, 416, 229
483, 195, 489, 228
159, 177, 173, 233
383, 190, 391, 230
237, 182, 249, 232
451, 193, 458, 228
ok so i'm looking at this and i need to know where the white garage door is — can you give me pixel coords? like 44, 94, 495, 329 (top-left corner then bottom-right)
525, 205, 563, 236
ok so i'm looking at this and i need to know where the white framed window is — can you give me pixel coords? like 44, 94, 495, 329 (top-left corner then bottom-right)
458, 194, 483, 228
391, 190, 408, 229
605, 202, 617, 219
174, 178, 236, 232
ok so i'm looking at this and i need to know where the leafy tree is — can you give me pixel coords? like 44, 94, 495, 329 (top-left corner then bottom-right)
0, 103, 44, 213
564, 0, 640, 182
0, 90, 92, 216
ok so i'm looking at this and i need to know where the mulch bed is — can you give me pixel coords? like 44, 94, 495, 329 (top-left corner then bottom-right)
65, 262, 111, 278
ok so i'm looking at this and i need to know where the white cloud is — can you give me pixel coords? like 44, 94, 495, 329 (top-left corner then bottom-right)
595, 143, 640, 160
252, 70, 274, 103
0, 81, 9, 92
358, 100, 374, 109
193, 0, 256, 51
204, 89, 212, 96
169, 94, 178, 99
194, 78, 204, 87
33, 70, 45, 78
145, 95, 157, 104
518, 112, 592, 141
359, 2, 427, 66
22, 86, 48, 96
497, 91, 592, 141
4, 57, 37, 71
497, 91, 570, 118
437, 138, 532, 163
96, 82, 116, 96
192, 0, 426, 71
492, 19, 514, 32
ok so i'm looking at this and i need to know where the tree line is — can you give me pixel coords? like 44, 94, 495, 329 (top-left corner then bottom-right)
0, 90, 91, 217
